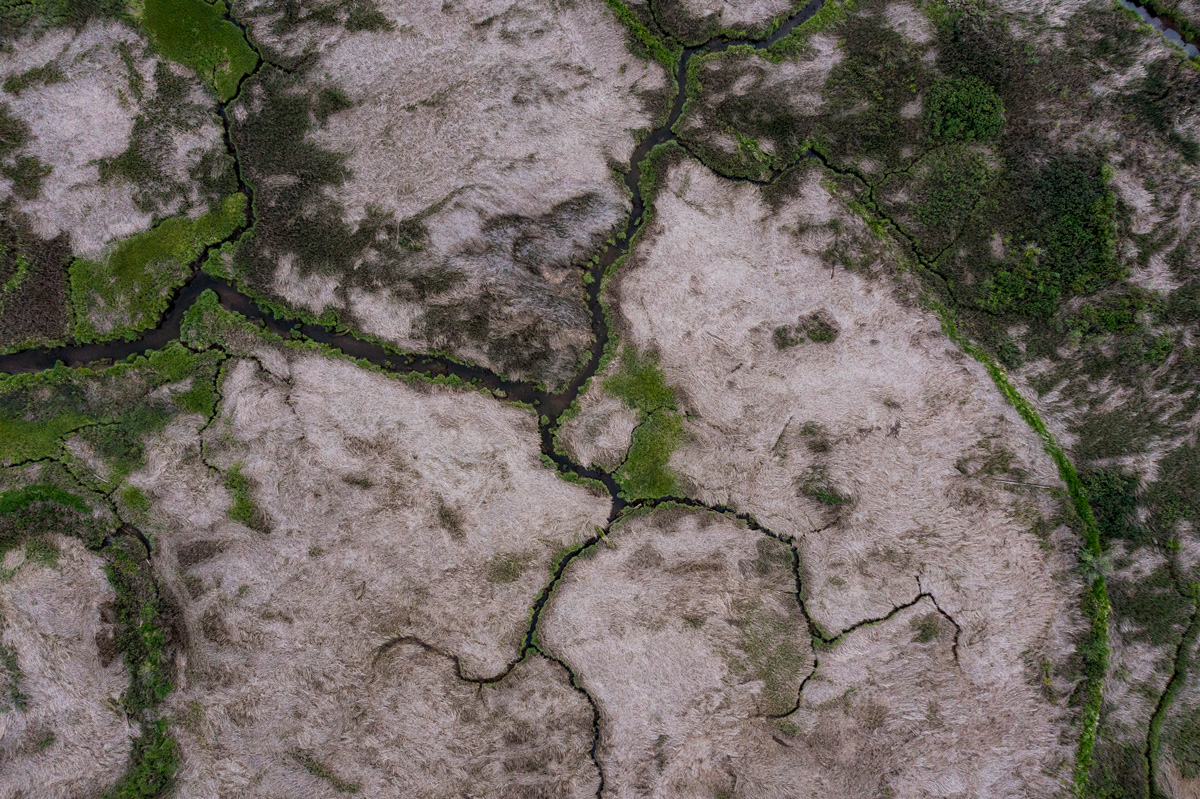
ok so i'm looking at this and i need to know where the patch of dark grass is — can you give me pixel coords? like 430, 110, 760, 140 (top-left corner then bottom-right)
486, 553, 525, 584
291, 750, 361, 794
880, 144, 996, 256
0, 641, 25, 712
0, 103, 29, 158
436, 496, 465, 539
1082, 468, 1143, 544
977, 154, 1118, 318
2, 63, 65, 96
1144, 444, 1200, 536
0, 0, 125, 41
675, 46, 818, 180
1107, 565, 1190, 647
1089, 739, 1148, 799
1123, 58, 1200, 163
1166, 700, 1200, 779
22, 535, 60, 567
814, 11, 931, 172
911, 613, 940, 643
798, 465, 850, 506
733, 597, 807, 715
101, 62, 236, 215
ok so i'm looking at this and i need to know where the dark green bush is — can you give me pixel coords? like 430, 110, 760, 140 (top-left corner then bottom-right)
925, 76, 1004, 143
1081, 468, 1141, 543
980, 154, 1118, 316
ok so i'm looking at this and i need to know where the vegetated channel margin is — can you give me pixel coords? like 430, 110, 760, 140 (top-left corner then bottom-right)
0, 1, 1109, 796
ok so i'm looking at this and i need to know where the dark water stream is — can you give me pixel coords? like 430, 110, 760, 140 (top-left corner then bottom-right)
0, 0, 827, 521
0, 0, 1177, 523
1120, 0, 1200, 57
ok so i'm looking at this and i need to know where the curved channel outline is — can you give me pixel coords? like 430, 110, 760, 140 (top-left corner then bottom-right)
0, 0, 1113, 795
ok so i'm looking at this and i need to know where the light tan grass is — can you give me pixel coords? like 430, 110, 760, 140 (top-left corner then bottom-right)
0, 536, 131, 799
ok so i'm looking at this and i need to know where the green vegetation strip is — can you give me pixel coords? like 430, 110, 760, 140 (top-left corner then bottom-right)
70, 194, 246, 343
766, 0, 855, 60
605, 346, 683, 500
603, 0, 681, 71
936, 305, 1108, 797
1147, 599, 1200, 795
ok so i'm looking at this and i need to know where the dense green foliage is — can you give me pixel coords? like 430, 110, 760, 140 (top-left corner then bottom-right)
102, 718, 180, 799
605, 347, 683, 499
602, 0, 681, 70
924, 76, 1004, 143
1082, 469, 1142, 543
70, 194, 246, 342
138, 0, 258, 102
107, 544, 174, 714
980, 156, 1118, 317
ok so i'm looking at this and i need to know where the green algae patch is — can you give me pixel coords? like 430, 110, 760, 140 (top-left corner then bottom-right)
137, 0, 258, 102
69, 194, 246, 343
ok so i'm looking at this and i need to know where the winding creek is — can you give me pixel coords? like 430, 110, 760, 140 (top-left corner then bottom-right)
3, 0, 1185, 792
0, 0, 830, 525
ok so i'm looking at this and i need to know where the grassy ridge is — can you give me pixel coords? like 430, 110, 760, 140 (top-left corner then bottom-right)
936, 304, 1109, 796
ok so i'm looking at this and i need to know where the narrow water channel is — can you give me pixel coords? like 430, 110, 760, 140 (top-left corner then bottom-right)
1119, 0, 1200, 57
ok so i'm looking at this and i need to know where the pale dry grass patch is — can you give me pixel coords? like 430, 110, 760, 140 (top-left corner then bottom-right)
0, 536, 131, 799
539, 507, 811, 799
673, 0, 797, 33
594, 158, 1083, 792
0, 21, 222, 257
124, 347, 609, 795
244, 0, 668, 383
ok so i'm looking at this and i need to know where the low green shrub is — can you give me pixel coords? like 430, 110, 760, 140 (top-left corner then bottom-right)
980, 155, 1117, 317
924, 75, 1004, 143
